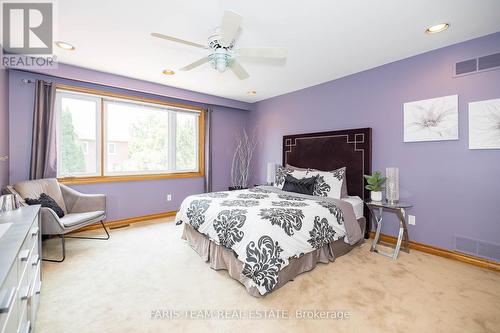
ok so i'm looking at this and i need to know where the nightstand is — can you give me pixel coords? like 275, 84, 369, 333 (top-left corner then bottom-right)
365, 200, 413, 260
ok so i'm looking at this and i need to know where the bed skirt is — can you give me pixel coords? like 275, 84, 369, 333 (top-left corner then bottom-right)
181, 217, 365, 297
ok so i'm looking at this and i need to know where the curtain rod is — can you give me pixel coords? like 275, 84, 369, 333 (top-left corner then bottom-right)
21, 78, 203, 113
21, 79, 51, 85
14, 69, 250, 111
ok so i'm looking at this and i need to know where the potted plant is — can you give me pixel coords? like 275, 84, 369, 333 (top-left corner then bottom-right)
229, 129, 256, 191
364, 171, 386, 202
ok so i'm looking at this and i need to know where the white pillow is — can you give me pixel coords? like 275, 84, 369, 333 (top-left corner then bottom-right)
306, 167, 346, 199
274, 166, 308, 189
287, 164, 348, 197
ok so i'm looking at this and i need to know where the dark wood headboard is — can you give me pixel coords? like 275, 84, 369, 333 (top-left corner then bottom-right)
282, 128, 372, 238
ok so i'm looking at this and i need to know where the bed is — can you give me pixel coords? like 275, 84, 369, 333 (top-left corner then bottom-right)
176, 128, 372, 296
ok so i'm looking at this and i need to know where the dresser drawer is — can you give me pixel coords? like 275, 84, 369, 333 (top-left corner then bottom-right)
28, 266, 40, 332
17, 266, 30, 318
28, 224, 39, 254
16, 249, 30, 287
27, 240, 39, 286
18, 321, 31, 333
18, 232, 38, 290
0, 206, 40, 333
0, 265, 17, 331
16, 303, 29, 333
0, 290, 19, 333
17, 219, 38, 275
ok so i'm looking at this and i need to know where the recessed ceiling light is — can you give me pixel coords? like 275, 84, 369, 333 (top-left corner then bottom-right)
425, 23, 449, 34
247, 90, 257, 95
162, 69, 175, 75
55, 41, 75, 50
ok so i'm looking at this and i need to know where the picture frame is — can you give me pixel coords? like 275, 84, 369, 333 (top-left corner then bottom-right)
403, 95, 459, 142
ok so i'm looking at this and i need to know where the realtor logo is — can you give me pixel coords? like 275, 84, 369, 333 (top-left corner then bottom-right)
2, 2, 53, 54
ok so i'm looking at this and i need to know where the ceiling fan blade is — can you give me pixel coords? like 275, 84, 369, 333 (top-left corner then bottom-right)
179, 57, 210, 71
151, 32, 207, 49
237, 47, 288, 59
229, 60, 249, 80
220, 10, 242, 47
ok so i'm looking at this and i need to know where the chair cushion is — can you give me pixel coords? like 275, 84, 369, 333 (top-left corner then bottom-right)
60, 211, 105, 228
14, 178, 67, 213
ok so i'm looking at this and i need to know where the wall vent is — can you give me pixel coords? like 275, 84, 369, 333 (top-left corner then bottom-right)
454, 235, 500, 262
454, 52, 500, 77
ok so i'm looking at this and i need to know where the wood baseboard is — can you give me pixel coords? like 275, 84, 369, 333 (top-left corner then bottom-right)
73, 211, 176, 233
369, 231, 500, 273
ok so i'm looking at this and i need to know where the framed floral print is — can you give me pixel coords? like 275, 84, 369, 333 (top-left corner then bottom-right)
469, 98, 500, 149
403, 95, 459, 142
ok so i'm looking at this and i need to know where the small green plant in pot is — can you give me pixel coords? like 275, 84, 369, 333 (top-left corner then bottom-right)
364, 171, 386, 202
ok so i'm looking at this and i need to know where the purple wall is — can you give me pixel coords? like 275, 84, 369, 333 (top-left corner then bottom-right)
6, 33, 500, 253
8, 69, 249, 220
249, 32, 500, 251
0, 69, 8, 188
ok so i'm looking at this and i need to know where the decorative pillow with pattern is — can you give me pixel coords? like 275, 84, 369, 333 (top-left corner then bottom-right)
25, 193, 65, 218
282, 174, 317, 195
306, 167, 346, 199
287, 164, 348, 197
274, 166, 308, 189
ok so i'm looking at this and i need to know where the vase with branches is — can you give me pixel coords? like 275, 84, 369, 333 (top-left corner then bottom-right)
230, 128, 256, 190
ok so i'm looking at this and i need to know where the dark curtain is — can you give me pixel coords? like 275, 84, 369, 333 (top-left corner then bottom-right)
29, 80, 57, 179
204, 107, 213, 193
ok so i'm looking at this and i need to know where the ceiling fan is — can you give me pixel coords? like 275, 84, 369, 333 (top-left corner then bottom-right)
151, 10, 287, 80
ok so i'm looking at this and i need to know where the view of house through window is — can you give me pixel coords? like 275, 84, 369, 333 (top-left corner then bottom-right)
57, 93, 100, 177
55, 88, 201, 180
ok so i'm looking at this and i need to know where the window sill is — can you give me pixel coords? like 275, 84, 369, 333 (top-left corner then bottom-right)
58, 172, 204, 185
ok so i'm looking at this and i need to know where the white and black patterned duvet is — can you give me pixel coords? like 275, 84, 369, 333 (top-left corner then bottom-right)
175, 186, 362, 295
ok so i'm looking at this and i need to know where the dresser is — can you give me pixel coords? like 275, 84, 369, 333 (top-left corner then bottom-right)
0, 206, 41, 333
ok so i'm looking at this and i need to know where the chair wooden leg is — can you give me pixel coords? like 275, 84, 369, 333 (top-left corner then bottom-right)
42, 235, 66, 263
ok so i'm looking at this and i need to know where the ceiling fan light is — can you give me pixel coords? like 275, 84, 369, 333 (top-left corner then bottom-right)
216, 57, 227, 72
209, 51, 231, 73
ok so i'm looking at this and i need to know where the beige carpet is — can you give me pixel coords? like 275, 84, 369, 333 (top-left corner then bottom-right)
36, 218, 500, 333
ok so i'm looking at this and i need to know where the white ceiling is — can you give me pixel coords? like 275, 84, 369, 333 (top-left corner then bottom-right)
54, 0, 500, 103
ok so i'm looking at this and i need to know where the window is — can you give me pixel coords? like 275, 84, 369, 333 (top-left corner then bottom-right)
56, 92, 100, 177
81, 142, 89, 155
107, 143, 116, 155
55, 85, 204, 183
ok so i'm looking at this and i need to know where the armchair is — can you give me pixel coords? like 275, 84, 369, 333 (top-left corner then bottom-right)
5, 178, 109, 262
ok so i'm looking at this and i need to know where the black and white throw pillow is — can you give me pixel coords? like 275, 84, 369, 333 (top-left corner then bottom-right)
274, 166, 308, 190
25, 193, 65, 218
306, 167, 346, 199
282, 175, 317, 195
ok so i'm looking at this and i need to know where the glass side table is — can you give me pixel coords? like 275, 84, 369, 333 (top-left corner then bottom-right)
365, 200, 413, 260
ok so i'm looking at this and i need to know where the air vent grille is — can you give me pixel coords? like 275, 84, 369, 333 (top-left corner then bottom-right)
455, 59, 477, 75
478, 52, 500, 71
455, 236, 476, 254
454, 52, 500, 77
455, 235, 500, 262
478, 242, 500, 261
